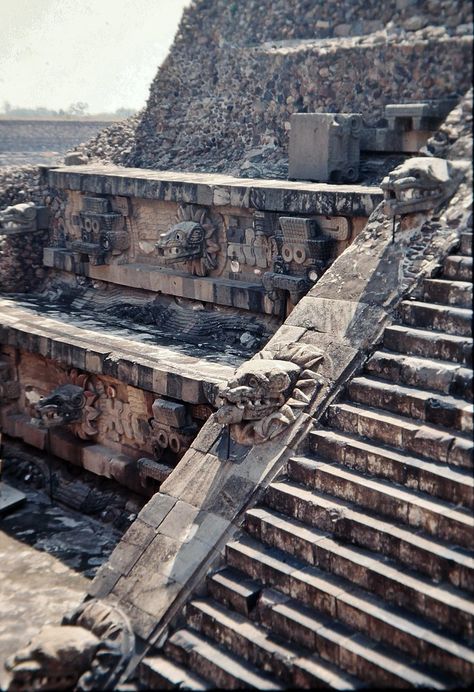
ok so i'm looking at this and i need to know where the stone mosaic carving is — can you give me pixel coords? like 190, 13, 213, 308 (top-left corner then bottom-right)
155, 204, 220, 276
5, 599, 134, 692
216, 342, 324, 445
72, 196, 128, 265
263, 216, 336, 306
0, 202, 37, 233
35, 383, 87, 428
150, 397, 198, 458
35, 370, 101, 439
34, 371, 152, 447
381, 156, 463, 216
227, 226, 273, 270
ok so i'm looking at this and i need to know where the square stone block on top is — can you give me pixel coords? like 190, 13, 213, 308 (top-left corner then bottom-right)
289, 113, 362, 184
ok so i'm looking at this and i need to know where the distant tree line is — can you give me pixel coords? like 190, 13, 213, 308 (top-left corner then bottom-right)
0, 101, 135, 119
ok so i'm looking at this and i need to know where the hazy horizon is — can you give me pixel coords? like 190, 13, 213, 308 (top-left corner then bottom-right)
1, 0, 190, 113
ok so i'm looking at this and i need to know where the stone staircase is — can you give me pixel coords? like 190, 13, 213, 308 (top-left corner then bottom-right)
139, 230, 473, 689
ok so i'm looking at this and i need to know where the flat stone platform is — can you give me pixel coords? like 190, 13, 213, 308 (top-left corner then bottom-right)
0, 297, 239, 404
47, 165, 383, 216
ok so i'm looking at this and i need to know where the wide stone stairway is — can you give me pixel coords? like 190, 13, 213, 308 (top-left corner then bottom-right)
139, 227, 473, 689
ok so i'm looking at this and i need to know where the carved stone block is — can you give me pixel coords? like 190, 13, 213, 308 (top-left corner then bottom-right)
289, 113, 362, 183
152, 398, 187, 428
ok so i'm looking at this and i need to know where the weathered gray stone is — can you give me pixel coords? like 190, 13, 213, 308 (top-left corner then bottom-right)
289, 113, 361, 183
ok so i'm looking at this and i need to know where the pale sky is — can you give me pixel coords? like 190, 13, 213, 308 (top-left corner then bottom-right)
0, 0, 191, 113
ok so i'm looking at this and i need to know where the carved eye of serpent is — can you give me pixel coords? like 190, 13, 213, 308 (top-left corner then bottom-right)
247, 376, 259, 388
72, 393, 85, 407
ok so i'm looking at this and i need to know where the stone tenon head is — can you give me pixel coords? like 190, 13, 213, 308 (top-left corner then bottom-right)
381, 156, 461, 216
35, 384, 86, 428
155, 220, 205, 264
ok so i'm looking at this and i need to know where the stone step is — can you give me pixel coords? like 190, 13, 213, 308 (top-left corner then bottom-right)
226, 537, 474, 678
422, 278, 472, 309
186, 597, 362, 689
443, 255, 473, 282
365, 350, 473, 401
347, 376, 473, 433
245, 506, 474, 640
383, 324, 472, 366
259, 589, 454, 688
207, 566, 262, 618
265, 481, 474, 592
310, 428, 474, 509
400, 300, 472, 337
138, 655, 211, 690
460, 232, 472, 257
164, 628, 282, 690
289, 456, 474, 549
326, 402, 473, 469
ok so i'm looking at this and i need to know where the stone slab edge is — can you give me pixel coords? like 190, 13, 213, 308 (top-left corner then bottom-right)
47, 166, 382, 216
90, 168, 471, 657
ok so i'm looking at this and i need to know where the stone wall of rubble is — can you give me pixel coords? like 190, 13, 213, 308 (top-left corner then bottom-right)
0, 166, 45, 209
77, 0, 472, 177
0, 229, 48, 293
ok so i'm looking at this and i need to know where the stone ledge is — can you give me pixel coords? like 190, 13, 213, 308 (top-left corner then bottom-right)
0, 298, 236, 404
47, 165, 382, 217
42, 251, 271, 314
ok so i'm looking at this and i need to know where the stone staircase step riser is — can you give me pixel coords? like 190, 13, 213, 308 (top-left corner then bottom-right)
186, 600, 355, 690
259, 604, 422, 688
326, 404, 473, 470
309, 432, 474, 510
185, 602, 295, 686
226, 544, 472, 679
400, 302, 472, 338
347, 380, 473, 434
460, 234, 473, 257
422, 279, 473, 309
383, 327, 472, 366
164, 636, 278, 690
207, 572, 261, 619
443, 256, 473, 282
365, 353, 473, 401
138, 656, 211, 690
245, 511, 474, 641
289, 462, 473, 550
264, 485, 474, 593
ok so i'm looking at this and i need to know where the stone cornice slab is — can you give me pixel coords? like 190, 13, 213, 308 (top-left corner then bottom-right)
46, 165, 383, 217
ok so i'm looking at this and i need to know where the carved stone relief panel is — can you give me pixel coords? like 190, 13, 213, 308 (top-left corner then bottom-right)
7, 351, 203, 466
16, 354, 155, 455
155, 204, 225, 277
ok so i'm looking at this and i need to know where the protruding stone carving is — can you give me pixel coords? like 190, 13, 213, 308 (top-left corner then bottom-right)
0, 202, 37, 233
72, 196, 128, 265
263, 216, 336, 307
216, 342, 324, 445
5, 625, 100, 691
5, 599, 134, 692
155, 204, 220, 276
34, 371, 102, 439
150, 397, 198, 457
36, 383, 87, 427
381, 157, 463, 216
